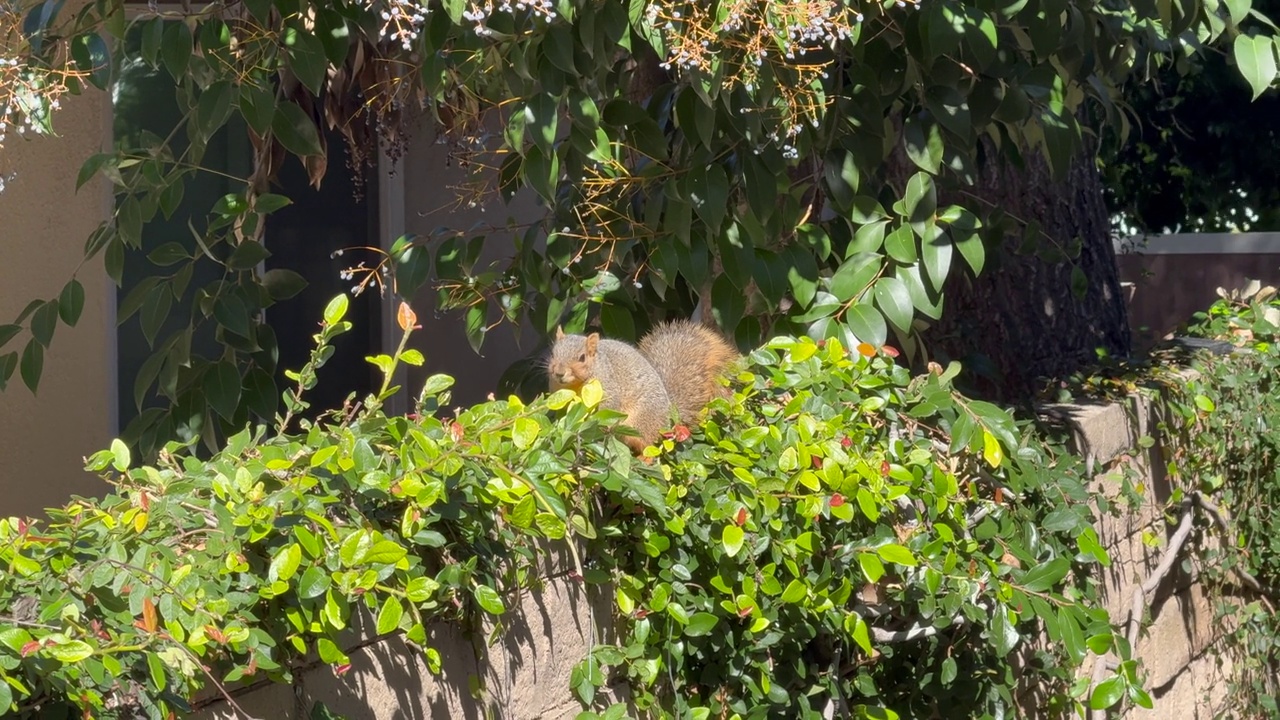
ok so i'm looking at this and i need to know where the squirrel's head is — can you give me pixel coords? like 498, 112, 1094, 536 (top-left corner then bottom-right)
546, 326, 599, 392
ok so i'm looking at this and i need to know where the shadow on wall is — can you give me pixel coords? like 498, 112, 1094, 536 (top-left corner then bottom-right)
1116, 253, 1280, 352
400, 117, 547, 409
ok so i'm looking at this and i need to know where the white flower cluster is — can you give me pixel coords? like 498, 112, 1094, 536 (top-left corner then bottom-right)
368, 0, 560, 47
643, 0, 923, 162
0, 57, 61, 149
377, 0, 429, 51
463, 0, 558, 38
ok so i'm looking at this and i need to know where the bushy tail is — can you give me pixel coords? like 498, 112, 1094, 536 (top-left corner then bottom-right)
638, 319, 740, 424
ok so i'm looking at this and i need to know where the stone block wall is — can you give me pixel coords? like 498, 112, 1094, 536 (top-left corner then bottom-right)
191, 393, 1244, 719
1045, 393, 1240, 718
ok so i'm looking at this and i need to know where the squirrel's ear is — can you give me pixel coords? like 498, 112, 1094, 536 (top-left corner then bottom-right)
585, 333, 599, 355
555, 326, 565, 340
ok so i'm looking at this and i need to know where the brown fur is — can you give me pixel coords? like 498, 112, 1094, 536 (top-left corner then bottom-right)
637, 319, 740, 424
546, 327, 672, 453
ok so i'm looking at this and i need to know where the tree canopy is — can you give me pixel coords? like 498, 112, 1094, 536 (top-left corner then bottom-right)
0, 0, 1277, 452
1102, 0, 1280, 235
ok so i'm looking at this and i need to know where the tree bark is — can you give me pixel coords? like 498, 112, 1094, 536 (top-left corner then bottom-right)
918, 140, 1132, 402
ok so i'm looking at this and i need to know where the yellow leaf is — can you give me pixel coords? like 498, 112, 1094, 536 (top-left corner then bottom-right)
981, 430, 1003, 468
134, 511, 149, 533
580, 379, 604, 409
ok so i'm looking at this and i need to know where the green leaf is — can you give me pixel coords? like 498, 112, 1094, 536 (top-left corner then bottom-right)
1194, 394, 1216, 413
140, 285, 172, 347
240, 83, 276, 136
781, 579, 807, 603
140, 17, 164, 67
287, 26, 328, 95
991, 606, 1020, 654
1070, 264, 1088, 300
376, 596, 405, 635
204, 360, 242, 421
543, 24, 577, 73
76, 153, 111, 190
858, 552, 885, 583
262, 269, 308, 301
47, 640, 94, 663
160, 21, 192, 79
684, 612, 719, 637
1020, 557, 1070, 592
691, 162, 729, 231
323, 295, 350, 325
902, 172, 937, 233
0, 352, 17, 391
884, 224, 917, 264
512, 417, 540, 450
30, 299, 58, 348
523, 145, 560, 203
196, 81, 235, 139
876, 543, 917, 567
872, 277, 914, 332
299, 566, 331, 599
829, 253, 881, 302
392, 236, 433, 299
920, 225, 953, 293
474, 584, 506, 615
0, 324, 20, 348
229, 240, 271, 270
948, 208, 985, 276
365, 540, 408, 565
20, 338, 43, 393
846, 303, 888, 347
1234, 34, 1277, 101
1089, 676, 1125, 709
147, 652, 166, 691
269, 543, 303, 583
272, 102, 324, 158
110, 438, 131, 472
904, 113, 944, 173
316, 637, 348, 664
722, 524, 745, 557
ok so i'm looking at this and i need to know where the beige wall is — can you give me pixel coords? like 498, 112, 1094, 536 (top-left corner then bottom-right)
1118, 252, 1280, 351
0, 91, 114, 516
399, 118, 546, 408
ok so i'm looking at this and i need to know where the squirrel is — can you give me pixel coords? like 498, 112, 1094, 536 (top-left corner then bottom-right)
546, 320, 739, 453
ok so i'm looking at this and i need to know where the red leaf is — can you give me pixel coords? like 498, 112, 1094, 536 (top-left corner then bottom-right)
880, 461, 890, 477
20, 641, 40, 657
734, 507, 748, 526
142, 597, 158, 634
672, 424, 692, 442
830, 493, 845, 507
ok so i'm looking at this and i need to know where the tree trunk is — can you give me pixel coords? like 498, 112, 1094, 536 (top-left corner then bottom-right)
919, 140, 1132, 402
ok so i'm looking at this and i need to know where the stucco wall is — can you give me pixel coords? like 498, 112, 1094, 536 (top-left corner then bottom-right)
0, 91, 113, 517
1117, 252, 1280, 351
397, 117, 547, 410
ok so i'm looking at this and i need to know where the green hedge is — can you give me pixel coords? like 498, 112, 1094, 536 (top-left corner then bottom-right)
0, 298, 1134, 719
